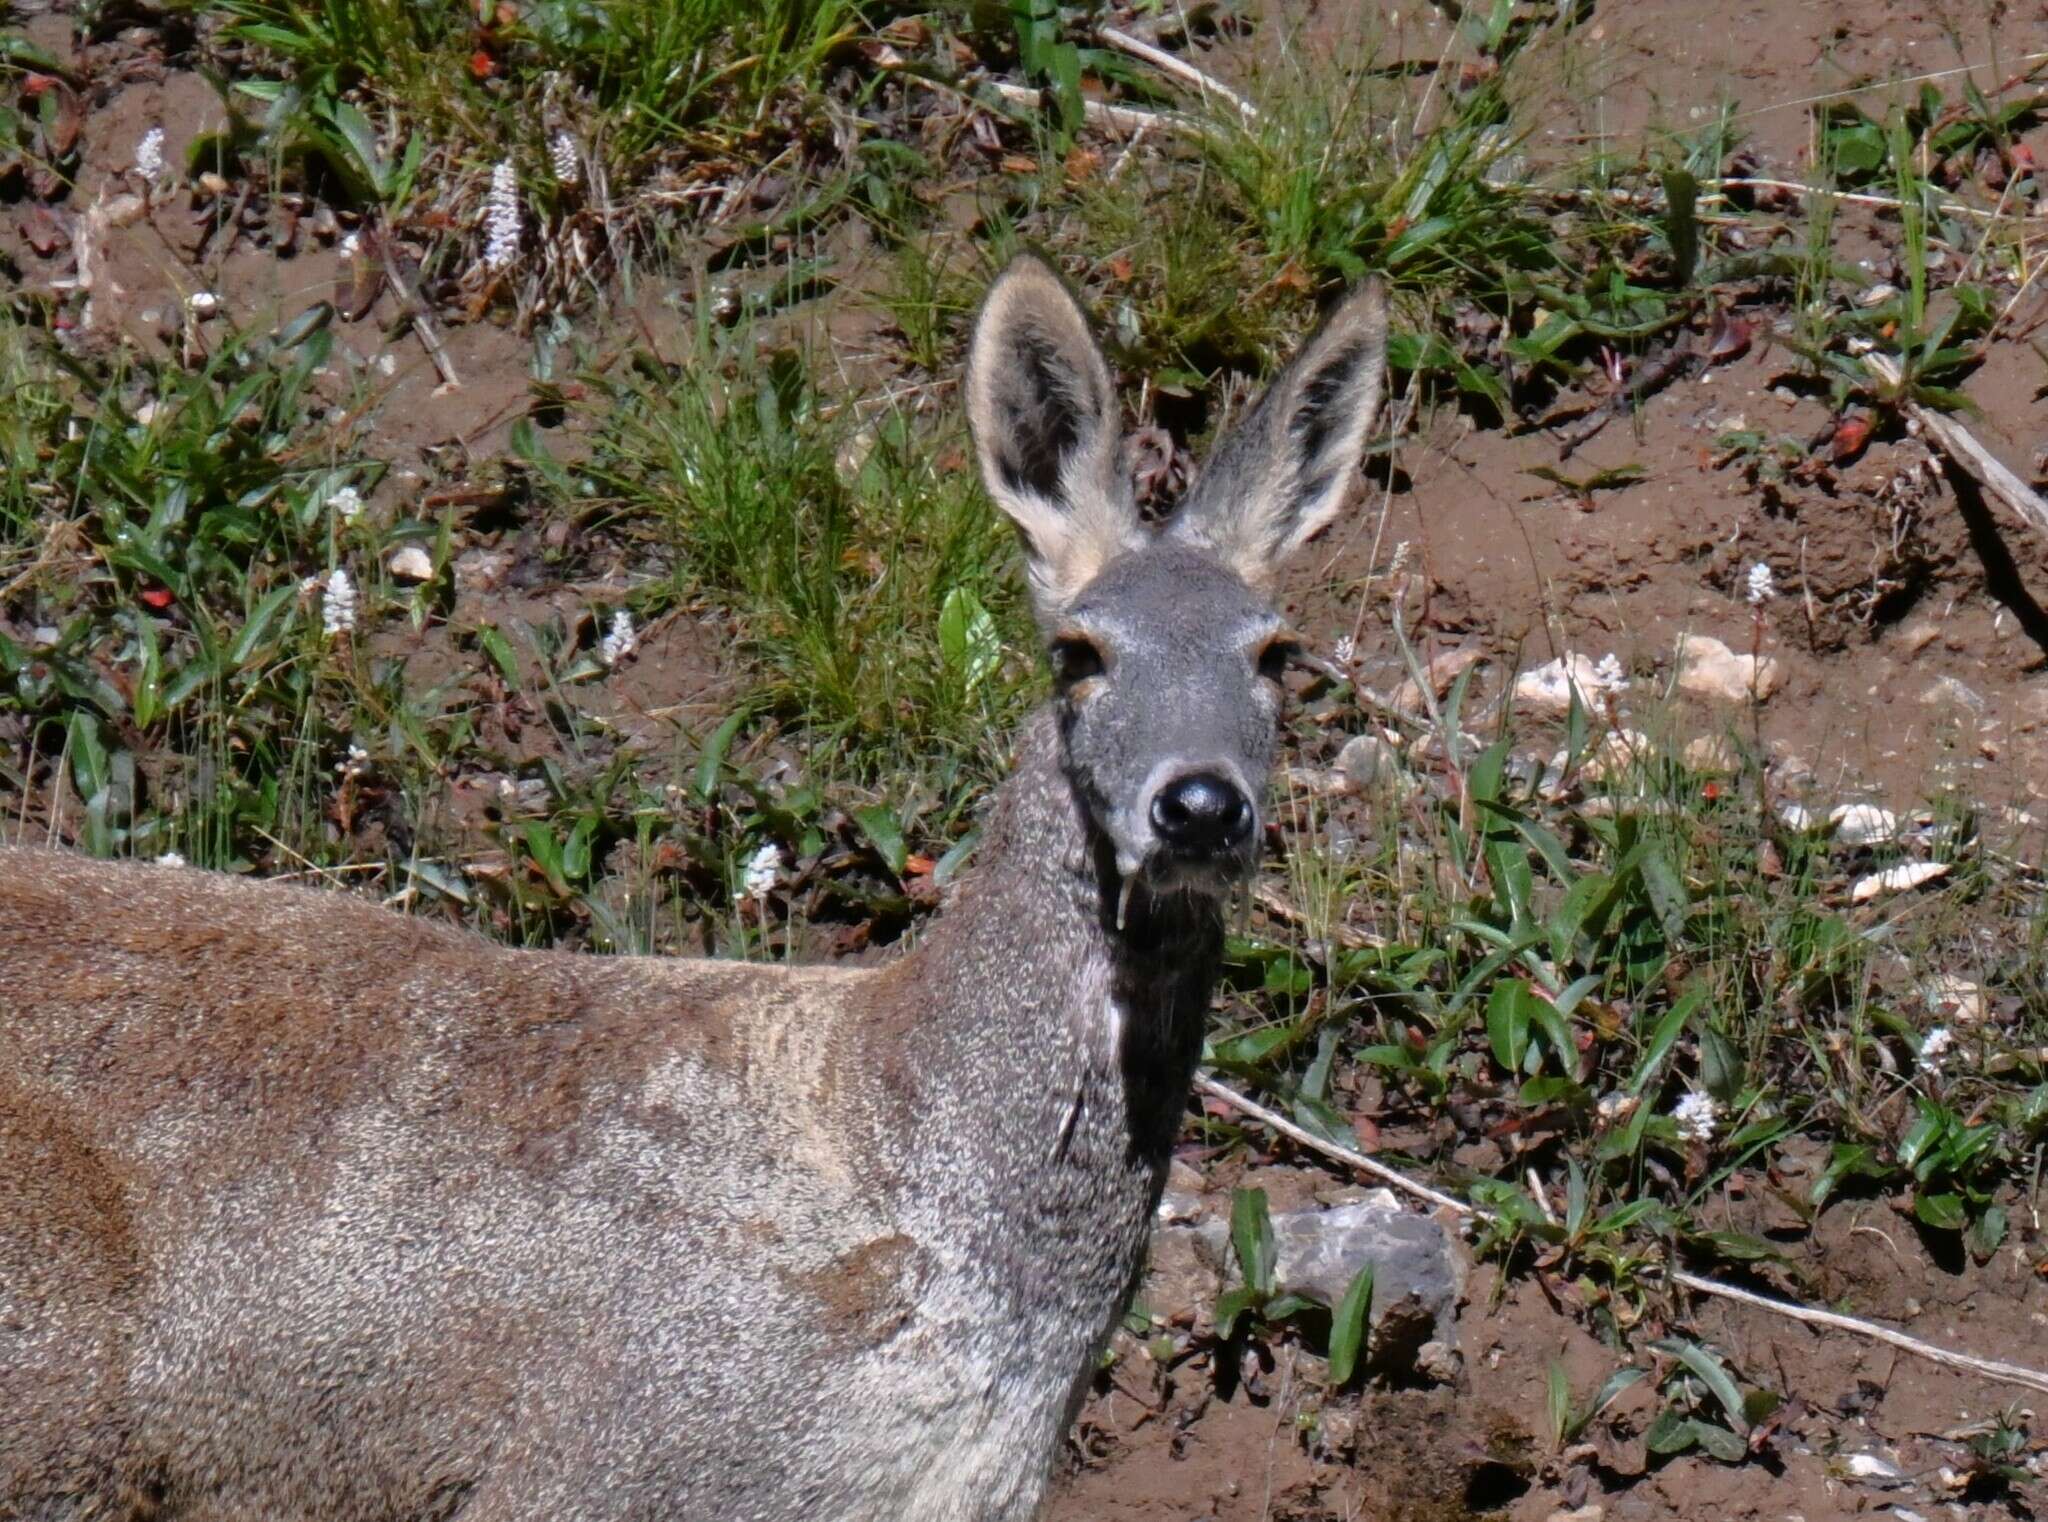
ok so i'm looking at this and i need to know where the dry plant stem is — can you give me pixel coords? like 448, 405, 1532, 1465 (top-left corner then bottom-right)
985, 78, 1194, 137
1861, 350, 2048, 539
1095, 25, 1259, 122
378, 247, 462, 389
1194, 1074, 2048, 1399
1664, 1271, 2048, 1397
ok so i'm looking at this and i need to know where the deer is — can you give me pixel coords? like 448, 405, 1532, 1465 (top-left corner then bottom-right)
0, 253, 1387, 1522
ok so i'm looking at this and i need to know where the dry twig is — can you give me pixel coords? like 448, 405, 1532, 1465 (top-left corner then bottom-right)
1095, 25, 1259, 122
1861, 349, 2048, 541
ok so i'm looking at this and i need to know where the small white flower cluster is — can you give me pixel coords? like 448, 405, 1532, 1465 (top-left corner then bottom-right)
1593, 652, 1627, 691
328, 484, 364, 524
482, 160, 522, 273
338, 229, 362, 260
549, 130, 581, 187
1671, 1089, 1720, 1145
336, 744, 370, 780
1917, 1025, 1955, 1077
599, 609, 638, 667
321, 567, 358, 637
1746, 561, 1775, 606
1332, 634, 1357, 666
135, 126, 165, 181
736, 842, 781, 903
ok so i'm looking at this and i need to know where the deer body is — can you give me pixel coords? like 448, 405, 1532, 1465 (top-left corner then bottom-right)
1, 258, 1386, 1521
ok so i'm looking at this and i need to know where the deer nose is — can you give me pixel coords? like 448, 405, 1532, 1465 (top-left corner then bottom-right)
1150, 772, 1253, 853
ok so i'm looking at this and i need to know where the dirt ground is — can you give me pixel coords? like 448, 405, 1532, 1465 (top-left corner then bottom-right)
6, 0, 2048, 1516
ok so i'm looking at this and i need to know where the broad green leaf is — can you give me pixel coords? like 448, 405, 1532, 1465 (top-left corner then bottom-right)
1229, 1187, 1276, 1295
1327, 1265, 1374, 1388
936, 586, 1001, 691
1651, 1337, 1747, 1433
853, 804, 908, 876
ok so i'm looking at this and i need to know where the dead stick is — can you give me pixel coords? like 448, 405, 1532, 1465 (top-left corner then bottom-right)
1195, 1074, 2048, 1399
984, 78, 1197, 137
378, 246, 462, 390
1862, 349, 2048, 542
1095, 25, 1259, 121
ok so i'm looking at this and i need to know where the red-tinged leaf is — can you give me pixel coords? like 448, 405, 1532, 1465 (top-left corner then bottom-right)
469, 48, 497, 79
1706, 312, 1753, 363
902, 852, 936, 877
1352, 1114, 1380, 1149
1831, 415, 1874, 462
22, 73, 53, 98
138, 586, 174, 610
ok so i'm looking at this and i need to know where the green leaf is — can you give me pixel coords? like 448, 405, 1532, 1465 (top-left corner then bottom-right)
852, 804, 908, 876
1214, 1285, 1259, 1341
1486, 978, 1537, 1074
1326, 1264, 1374, 1388
692, 708, 750, 803
1229, 1187, 1276, 1295
1570, 1366, 1647, 1442
1628, 985, 1705, 1095
1699, 1022, 1742, 1104
1643, 1409, 1699, 1455
1913, 1191, 1967, 1232
1966, 1203, 2007, 1262
937, 586, 1001, 691
1651, 1337, 1748, 1433
1692, 1421, 1749, 1462
1660, 169, 1700, 286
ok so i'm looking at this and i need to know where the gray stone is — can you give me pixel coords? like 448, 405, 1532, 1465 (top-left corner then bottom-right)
1148, 1188, 1465, 1376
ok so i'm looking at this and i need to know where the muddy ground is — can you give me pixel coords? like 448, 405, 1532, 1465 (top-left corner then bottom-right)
5, 0, 2047, 1517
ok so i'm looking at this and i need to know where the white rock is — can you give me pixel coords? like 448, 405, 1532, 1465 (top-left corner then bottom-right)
1829, 802, 1899, 846
1675, 633, 1782, 705
1778, 802, 1819, 831
1684, 734, 1740, 774
185, 290, 220, 318
1919, 974, 1986, 1025
1335, 732, 1397, 789
1851, 860, 1951, 902
1845, 1451, 1908, 1484
1512, 653, 1625, 714
387, 545, 434, 581
1919, 675, 1985, 713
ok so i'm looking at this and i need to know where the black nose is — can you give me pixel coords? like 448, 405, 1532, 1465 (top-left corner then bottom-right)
1150, 772, 1253, 853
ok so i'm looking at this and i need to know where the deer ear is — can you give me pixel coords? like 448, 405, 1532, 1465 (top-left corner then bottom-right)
966, 254, 1140, 621
1168, 280, 1388, 591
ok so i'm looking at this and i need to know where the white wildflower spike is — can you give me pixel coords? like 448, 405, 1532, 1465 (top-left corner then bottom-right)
335, 744, 370, 780
1593, 652, 1627, 691
321, 567, 358, 637
600, 609, 638, 667
737, 843, 781, 903
482, 160, 522, 273
135, 126, 165, 180
1917, 1025, 1954, 1076
549, 130, 581, 187
1671, 1089, 1719, 1145
1332, 634, 1357, 666
1746, 561, 1775, 605
328, 484, 364, 524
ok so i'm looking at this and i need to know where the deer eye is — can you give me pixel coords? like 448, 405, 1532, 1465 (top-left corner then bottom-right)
1049, 634, 1106, 685
1256, 636, 1300, 684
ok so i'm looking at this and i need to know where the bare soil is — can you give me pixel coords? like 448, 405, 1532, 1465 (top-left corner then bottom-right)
6, 0, 2047, 1516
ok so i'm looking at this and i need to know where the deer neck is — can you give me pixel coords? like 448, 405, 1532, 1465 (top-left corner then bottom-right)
876, 706, 1223, 1286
